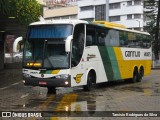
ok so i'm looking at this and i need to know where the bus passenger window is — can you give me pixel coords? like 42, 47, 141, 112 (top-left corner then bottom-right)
86, 25, 96, 46
86, 35, 93, 46
119, 31, 128, 47
107, 29, 120, 46
98, 36, 105, 45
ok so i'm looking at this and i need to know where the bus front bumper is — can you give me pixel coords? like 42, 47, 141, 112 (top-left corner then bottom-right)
23, 76, 71, 87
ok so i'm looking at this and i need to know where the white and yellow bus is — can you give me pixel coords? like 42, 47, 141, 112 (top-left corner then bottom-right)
22, 20, 152, 93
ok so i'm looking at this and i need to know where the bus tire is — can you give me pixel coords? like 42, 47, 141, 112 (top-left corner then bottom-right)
83, 72, 93, 91
47, 87, 56, 94
132, 68, 139, 83
138, 67, 144, 82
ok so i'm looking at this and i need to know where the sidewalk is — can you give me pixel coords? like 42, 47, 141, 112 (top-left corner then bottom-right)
152, 60, 160, 69
0, 68, 22, 88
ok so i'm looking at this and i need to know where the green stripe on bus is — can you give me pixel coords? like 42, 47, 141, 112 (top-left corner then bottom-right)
98, 46, 121, 81
39, 70, 52, 74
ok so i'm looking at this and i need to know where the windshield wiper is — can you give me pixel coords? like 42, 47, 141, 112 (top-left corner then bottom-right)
42, 40, 54, 68
29, 53, 41, 68
42, 40, 47, 67
27, 40, 47, 68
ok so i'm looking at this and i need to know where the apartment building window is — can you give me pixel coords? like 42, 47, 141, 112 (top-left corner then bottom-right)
61, 16, 69, 19
109, 3, 120, 9
134, 28, 141, 31
127, 14, 132, 19
80, 6, 93, 11
53, 17, 60, 20
109, 16, 120, 22
134, 0, 141, 5
134, 14, 141, 19
70, 15, 77, 19
95, 5, 106, 20
82, 18, 94, 22
127, 1, 132, 6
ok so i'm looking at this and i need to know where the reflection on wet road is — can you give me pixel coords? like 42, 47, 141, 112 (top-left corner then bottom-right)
0, 70, 160, 119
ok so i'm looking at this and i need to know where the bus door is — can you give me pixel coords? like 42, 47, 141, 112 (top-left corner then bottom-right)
71, 24, 86, 87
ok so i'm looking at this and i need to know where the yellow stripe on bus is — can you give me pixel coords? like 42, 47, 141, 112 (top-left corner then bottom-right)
52, 70, 60, 74
113, 47, 152, 79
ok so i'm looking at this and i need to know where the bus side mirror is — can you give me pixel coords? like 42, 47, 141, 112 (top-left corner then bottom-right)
65, 35, 73, 52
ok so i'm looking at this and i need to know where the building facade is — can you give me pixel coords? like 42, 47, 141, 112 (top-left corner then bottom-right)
43, 0, 145, 30
78, 0, 109, 21
43, 0, 79, 20
44, 6, 78, 20
109, 0, 144, 31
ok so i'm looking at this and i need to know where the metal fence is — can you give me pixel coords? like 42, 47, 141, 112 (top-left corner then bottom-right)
4, 52, 22, 63
152, 60, 160, 68
5, 57, 22, 63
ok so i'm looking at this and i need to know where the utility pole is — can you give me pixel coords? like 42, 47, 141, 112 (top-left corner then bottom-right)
136, 20, 140, 27
106, 0, 109, 21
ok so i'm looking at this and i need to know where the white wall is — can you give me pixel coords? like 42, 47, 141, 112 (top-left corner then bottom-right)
109, 0, 144, 29
78, 0, 106, 20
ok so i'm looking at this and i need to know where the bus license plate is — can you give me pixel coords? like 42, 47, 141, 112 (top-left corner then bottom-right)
39, 81, 47, 85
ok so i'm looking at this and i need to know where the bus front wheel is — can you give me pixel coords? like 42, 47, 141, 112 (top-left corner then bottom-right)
47, 87, 56, 94
83, 72, 93, 91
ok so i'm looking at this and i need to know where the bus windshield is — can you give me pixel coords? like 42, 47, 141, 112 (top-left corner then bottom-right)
23, 24, 73, 69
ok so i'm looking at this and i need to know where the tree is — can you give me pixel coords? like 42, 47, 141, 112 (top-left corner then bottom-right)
154, 0, 160, 60
144, 0, 160, 60
0, 0, 42, 25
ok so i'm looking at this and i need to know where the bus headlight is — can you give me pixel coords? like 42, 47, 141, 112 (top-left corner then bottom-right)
65, 81, 69, 85
55, 74, 69, 79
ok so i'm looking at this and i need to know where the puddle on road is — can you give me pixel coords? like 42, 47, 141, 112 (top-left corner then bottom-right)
11, 99, 46, 109
118, 86, 148, 92
113, 82, 160, 97
9, 80, 160, 113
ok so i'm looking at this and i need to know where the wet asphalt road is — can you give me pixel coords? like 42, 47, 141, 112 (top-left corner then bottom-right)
0, 70, 160, 120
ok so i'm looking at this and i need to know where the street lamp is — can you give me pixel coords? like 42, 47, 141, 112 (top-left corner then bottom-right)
136, 20, 140, 28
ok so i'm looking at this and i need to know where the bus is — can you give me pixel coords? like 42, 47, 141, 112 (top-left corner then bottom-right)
22, 20, 152, 93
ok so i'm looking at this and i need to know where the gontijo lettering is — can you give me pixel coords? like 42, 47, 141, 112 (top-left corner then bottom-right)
125, 51, 140, 57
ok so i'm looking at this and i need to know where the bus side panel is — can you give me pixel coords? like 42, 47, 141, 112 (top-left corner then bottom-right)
113, 47, 152, 79
70, 46, 108, 86
70, 64, 87, 87
70, 46, 98, 87
98, 46, 122, 81
84, 46, 108, 83
143, 60, 152, 76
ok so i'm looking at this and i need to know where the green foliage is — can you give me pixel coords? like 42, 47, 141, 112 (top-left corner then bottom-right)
0, 0, 42, 25
15, 0, 42, 24
144, 0, 158, 34
144, 0, 160, 59
0, 0, 13, 15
